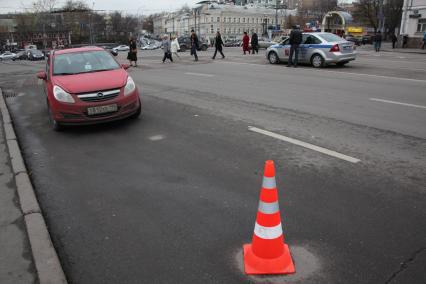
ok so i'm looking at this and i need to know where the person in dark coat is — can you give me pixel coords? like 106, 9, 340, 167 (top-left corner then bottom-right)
212, 31, 225, 59
287, 25, 302, 67
190, 30, 199, 61
127, 37, 138, 67
391, 33, 397, 49
374, 31, 382, 52
242, 32, 250, 54
251, 32, 259, 54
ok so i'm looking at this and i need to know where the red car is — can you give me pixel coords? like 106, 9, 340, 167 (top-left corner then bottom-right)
37, 46, 141, 130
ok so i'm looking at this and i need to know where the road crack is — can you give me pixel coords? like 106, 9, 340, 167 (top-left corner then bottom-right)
384, 247, 426, 283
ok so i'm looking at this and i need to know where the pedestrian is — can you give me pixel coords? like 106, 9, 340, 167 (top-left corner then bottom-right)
422, 31, 426, 49
171, 36, 180, 59
287, 25, 302, 67
374, 31, 382, 52
391, 33, 397, 49
127, 37, 138, 67
242, 31, 250, 55
190, 30, 199, 61
212, 31, 225, 59
251, 31, 259, 54
402, 35, 408, 48
161, 35, 173, 63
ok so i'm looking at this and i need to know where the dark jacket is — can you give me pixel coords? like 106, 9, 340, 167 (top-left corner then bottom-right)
191, 34, 199, 49
375, 33, 382, 42
215, 35, 223, 48
251, 33, 258, 45
289, 29, 302, 45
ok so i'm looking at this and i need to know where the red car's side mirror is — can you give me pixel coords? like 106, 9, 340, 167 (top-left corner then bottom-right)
121, 64, 130, 70
37, 71, 47, 80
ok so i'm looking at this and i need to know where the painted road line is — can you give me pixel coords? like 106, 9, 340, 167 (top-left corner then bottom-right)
217, 61, 426, 83
184, 72, 215, 77
370, 98, 426, 109
248, 126, 361, 164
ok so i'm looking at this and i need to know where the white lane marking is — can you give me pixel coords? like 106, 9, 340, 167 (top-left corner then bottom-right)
217, 61, 426, 83
312, 69, 426, 83
370, 98, 426, 109
248, 126, 361, 164
184, 72, 214, 77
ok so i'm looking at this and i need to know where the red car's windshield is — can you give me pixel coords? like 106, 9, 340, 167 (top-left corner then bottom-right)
53, 50, 120, 75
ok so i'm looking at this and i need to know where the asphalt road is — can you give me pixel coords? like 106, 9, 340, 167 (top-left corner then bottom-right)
1, 46, 425, 283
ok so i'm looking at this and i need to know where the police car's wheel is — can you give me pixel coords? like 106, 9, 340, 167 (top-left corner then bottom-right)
311, 54, 324, 68
268, 52, 279, 64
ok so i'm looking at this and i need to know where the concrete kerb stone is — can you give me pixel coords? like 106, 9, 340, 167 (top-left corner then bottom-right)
6, 139, 26, 174
15, 172, 41, 215
4, 122, 17, 140
0, 88, 68, 284
25, 213, 67, 284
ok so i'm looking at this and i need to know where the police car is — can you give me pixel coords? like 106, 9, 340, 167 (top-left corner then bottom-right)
266, 32, 357, 68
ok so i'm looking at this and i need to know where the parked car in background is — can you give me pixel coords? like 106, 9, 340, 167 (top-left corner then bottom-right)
345, 35, 362, 46
41, 48, 53, 57
266, 32, 356, 68
362, 35, 373, 45
28, 49, 45, 61
14, 50, 28, 60
177, 36, 208, 52
113, 45, 130, 52
258, 37, 278, 49
36, 46, 141, 130
224, 39, 240, 47
0, 51, 17, 61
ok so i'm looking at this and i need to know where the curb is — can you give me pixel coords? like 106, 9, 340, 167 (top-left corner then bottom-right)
0, 88, 67, 284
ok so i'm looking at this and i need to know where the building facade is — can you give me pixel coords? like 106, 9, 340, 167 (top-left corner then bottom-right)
400, 0, 426, 47
155, 2, 296, 40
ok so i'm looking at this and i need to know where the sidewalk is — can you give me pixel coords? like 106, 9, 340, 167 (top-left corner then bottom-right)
0, 105, 35, 283
358, 42, 426, 54
0, 88, 67, 284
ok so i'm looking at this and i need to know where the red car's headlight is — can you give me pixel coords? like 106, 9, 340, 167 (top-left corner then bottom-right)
53, 85, 75, 103
124, 76, 136, 96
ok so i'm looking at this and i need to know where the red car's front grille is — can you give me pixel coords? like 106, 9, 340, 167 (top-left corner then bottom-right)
77, 89, 120, 103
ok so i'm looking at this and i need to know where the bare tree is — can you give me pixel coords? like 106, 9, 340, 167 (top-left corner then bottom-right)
353, 0, 381, 32
31, 0, 58, 12
384, 0, 403, 34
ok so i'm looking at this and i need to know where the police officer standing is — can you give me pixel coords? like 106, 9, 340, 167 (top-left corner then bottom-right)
287, 25, 302, 68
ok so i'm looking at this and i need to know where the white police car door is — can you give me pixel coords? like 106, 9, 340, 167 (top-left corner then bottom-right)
279, 38, 291, 61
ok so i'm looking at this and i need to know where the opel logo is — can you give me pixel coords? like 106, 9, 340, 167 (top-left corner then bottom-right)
97, 92, 104, 98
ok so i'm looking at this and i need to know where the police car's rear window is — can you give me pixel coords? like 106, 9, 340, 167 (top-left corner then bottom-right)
318, 33, 343, 42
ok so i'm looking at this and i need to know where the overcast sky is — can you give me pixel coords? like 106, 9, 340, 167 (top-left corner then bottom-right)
0, 0, 192, 14
0, 0, 352, 14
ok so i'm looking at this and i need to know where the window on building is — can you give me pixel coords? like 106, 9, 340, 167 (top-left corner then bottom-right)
217, 17, 220, 22
211, 17, 214, 23
234, 18, 236, 23
243, 18, 245, 23
229, 17, 231, 23
238, 18, 240, 23
256, 18, 259, 24
238, 28, 241, 33
417, 19, 426, 32
211, 25, 214, 33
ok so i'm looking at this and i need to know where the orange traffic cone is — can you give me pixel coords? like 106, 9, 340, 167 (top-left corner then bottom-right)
243, 160, 295, 275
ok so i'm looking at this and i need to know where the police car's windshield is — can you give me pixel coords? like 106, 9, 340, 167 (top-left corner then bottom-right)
53, 50, 120, 75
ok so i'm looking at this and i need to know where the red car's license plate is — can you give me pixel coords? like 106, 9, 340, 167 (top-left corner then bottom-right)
87, 104, 118, 116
